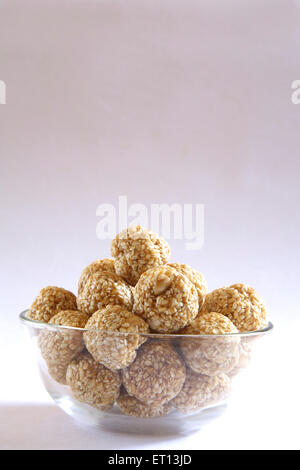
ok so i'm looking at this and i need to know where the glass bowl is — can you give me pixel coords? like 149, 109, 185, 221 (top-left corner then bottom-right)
19, 310, 273, 435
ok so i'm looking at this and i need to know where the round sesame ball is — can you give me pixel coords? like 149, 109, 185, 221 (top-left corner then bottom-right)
168, 263, 207, 309
78, 258, 116, 294
203, 283, 267, 332
47, 363, 71, 385
77, 271, 133, 315
111, 225, 171, 286
171, 368, 231, 414
66, 352, 121, 410
38, 310, 89, 385
83, 305, 150, 371
117, 387, 172, 418
27, 286, 77, 323
180, 312, 240, 377
122, 341, 186, 406
133, 266, 199, 333
49, 310, 90, 328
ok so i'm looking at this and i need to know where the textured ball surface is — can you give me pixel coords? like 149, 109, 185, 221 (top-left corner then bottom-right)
78, 259, 116, 294
171, 368, 231, 413
168, 263, 207, 309
27, 286, 77, 323
117, 388, 171, 418
122, 341, 186, 406
111, 225, 171, 285
49, 310, 89, 328
66, 352, 121, 410
180, 312, 240, 376
84, 305, 149, 371
133, 266, 199, 333
77, 271, 133, 315
203, 283, 267, 332
38, 310, 89, 384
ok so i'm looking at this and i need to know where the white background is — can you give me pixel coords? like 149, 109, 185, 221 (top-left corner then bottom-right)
0, 0, 299, 450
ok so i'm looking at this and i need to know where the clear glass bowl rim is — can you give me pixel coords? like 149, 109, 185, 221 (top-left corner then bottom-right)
19, 309, 274, 339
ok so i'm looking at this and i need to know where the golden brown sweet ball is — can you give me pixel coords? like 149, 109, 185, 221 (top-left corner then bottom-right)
180, 312, 240, 376
168, 263, 207, 309
83, 305, 149, 371
122, 341, 186, 406
77, 271, 133, 315
66, 352, 121, 410
38, 310, 89, 385
171, 369, 231, 414
133, 266, 199, 333
117, 387, 171, 418
27, 287, 77, 323
203, 284, 267, 332
78, 258, 116, 294
111, 225, 171, 285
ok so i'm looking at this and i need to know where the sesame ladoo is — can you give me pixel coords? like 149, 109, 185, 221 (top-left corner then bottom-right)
171, 368, 231, 413
77, 271, 133, 315
133, 266, 199, 333
25, 224, 269, 423
38, 310, 89, 385
203, 283, 267, 332
168, 263, 207, 309
27, 286, 77, 323
84, 305, 150, 371
117, 387, 171, 418
66, 352, 121, 410
78, 258, 116, 294
111, 225, 171, 285
180, 312, 239, 376
122, 341, 186, 406
49, 310, 90, 328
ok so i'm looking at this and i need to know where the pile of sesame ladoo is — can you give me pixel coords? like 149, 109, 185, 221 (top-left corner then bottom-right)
26, 225, 267, 417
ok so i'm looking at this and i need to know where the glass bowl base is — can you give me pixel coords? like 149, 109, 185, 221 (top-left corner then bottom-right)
51, 393, 228, 435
